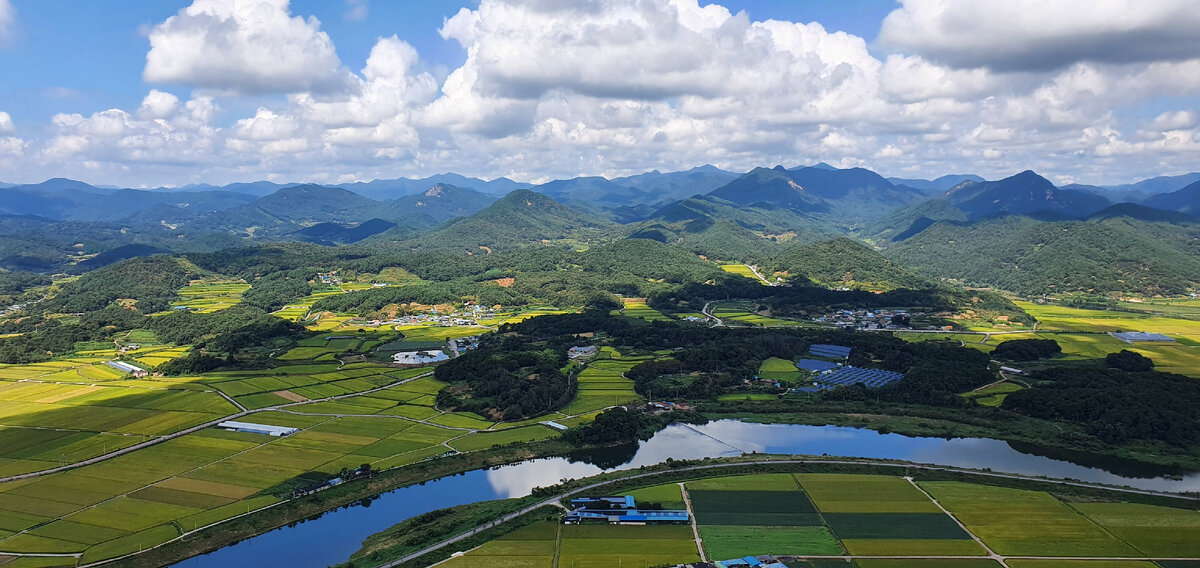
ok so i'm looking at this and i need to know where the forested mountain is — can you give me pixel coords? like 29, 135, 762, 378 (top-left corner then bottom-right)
611, 165, 738, 203
770, 238, 932, 290
944, 170, 1111, 220
886, 174, 984, 194
374, 184, 497, 226
1142, 180, 1200, 214
338, 173, 524, 200
884, 213, 1200, 295
706, 165, 925, 225
1104, 172, 1200, 195
294, 219, 399, 245
392, 189, 613, 253
861, 198, 969, 242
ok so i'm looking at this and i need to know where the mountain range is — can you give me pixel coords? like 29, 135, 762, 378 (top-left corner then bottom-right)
3, 165, 1200, 296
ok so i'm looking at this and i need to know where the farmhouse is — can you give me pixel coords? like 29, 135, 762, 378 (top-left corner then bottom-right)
564, 496, 689, 525
217, 421, 298, 437
104, 360, 148, 378
673, 555, 788, 567
392, 350, 450, 364
568, 345, 597, 358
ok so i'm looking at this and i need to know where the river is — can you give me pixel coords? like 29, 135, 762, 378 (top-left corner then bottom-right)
173, 421, 1200, 568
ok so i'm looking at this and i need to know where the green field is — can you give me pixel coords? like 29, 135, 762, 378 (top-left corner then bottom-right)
758, 356, 801, 382
712, 301, 801, 327
1017, 301, 1200, 336
0, 343, 492, 563
720, 264, 767, 284
617, 298, 671, 322
560, 349, 646, 415
167, 281, 251, 314
919, 482, 1141, 557
960, 382, 1024, 407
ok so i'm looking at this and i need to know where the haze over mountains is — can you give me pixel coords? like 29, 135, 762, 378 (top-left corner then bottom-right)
3, 164, 1200, 296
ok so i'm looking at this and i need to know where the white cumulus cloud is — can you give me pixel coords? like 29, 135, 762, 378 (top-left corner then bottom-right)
144, 0, 352, 94
0, 111, 13, 134
879, 0, 1200, 71
0, 0, 14, 47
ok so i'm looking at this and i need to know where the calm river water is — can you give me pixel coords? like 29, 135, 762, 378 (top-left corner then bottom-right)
173, 421, 1200, 568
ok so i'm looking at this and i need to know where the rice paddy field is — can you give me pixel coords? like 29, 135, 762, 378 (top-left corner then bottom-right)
758, 356, 802, 382
0, 352, 571, 565
271, 287, 346, 321
712, 301, 803, 327
438, 472, 1198, 566
165, 281, 250, 314
616, 298, 671, 321
895, 305, 1200, 377
720, 264, 768, 284
559, 348, 647, 415
959, 381, 1025, 407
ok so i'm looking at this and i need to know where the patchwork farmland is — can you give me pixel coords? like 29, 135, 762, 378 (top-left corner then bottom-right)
419, 472, 1199, 567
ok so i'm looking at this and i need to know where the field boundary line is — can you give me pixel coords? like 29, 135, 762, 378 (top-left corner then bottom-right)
679, 482, 706, 562
384, 457, 1200, 567
0, 371, 435, 482
905, 475, 1009, 567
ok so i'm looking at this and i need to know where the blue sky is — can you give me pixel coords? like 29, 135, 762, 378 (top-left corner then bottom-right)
0, 0, 1197, 187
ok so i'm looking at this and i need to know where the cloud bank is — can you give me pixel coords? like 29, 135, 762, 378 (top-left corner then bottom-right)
4, 0, 1200, 187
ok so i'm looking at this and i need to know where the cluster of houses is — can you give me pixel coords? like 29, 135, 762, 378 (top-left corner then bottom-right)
811, 309, 916, 330
316, 272, 342, 285
0, 302, 26, 317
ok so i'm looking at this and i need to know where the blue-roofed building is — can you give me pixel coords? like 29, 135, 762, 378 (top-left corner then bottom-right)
809, 344, 851, 359
796, 359, 839, 372
565, 495, 689, 525
1112, 331, 1176, 344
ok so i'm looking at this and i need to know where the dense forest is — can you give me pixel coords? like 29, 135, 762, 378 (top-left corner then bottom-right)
434, 336, 574, 420
1003, 366, 1200, 446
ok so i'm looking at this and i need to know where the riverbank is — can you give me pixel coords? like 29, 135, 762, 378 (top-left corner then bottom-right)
96, 415, 1200, 567
704, 402, 1200, 471
96, 438, 577, 568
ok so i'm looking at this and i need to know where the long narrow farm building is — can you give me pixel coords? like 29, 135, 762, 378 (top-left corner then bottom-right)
217, 421, 298, 437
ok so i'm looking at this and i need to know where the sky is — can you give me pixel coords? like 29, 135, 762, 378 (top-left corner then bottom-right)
0, 0, 1198, 188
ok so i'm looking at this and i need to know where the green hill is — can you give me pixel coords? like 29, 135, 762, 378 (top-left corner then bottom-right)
395, 189, 613, 253
884, 214, 1200, 295
770, 238, 932, 290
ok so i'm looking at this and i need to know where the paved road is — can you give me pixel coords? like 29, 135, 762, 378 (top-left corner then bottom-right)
746, 265, 776, 286
384, 457, 1200, 567
701, 302, 723, 327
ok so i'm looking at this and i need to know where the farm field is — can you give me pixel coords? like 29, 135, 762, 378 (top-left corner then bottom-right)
491, 473, 1200, 565
616, 298, 671, 321
758, 356, 801, 382
559, 348, 647, 415
1016, 301, 1200, 336
166, 281, 250, 314
960, 381, 1024, 407
720, 264, 767, 284
918, 482, 1142, 557
712, 301, 801, 327
896, 332, 996, 353
271, 287, 346, 322
0, 365, 546, 564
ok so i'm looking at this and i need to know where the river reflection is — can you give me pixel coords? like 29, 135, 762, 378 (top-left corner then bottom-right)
173, 421, 1199, 568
